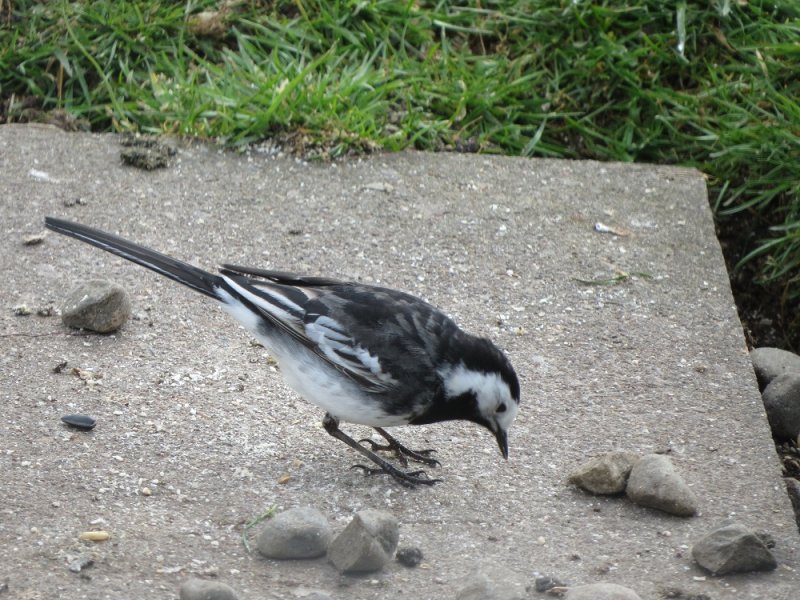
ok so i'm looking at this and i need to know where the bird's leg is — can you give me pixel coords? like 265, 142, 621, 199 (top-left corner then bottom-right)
322, 414, 440, 487
358, 427, 440, 467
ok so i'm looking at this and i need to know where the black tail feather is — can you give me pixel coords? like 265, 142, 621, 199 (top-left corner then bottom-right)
45, 217, 221, 299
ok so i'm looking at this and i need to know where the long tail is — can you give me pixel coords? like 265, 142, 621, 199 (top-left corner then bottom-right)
44, 217, 222, 299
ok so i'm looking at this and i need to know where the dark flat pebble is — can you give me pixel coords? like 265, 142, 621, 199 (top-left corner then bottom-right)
396, 546, 423, 568
61, 414, 96, 430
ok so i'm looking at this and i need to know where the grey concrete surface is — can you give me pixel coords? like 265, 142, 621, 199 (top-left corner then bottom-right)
1, 123, 798, 599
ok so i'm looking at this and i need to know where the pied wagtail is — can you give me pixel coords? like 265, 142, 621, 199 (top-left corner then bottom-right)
45, 217, 520, 486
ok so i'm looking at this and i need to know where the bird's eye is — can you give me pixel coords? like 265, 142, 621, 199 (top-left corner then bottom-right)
497, 403, 507, 413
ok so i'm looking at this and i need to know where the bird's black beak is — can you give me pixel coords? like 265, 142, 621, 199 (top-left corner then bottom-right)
495, 429, 508, 459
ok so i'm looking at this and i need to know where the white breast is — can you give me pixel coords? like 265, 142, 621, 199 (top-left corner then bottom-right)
218, 292, 410, 427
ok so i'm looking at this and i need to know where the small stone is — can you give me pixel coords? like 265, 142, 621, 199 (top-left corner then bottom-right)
569, 451, 639, 494
23, 233, 45, 246
785, 478, 800, 530
455, 563, 528, 600
761, 374, 800, 440
658, 587, 712, 600
119, 135, 176, 170
396, 546, 423, 567
36, 305, 56, 317
456, 575, 515, 600
141, 487, 152, 496
61, 414, 97, 431
179, 578, 239, 600
12, 304, 32, 316
328, 509, 399, 573
61, 279, 131, 333
565, 583, 642, 600
626, 454, 698, 517
291, 590, 332, 600
691, 522, 778, 575
751, 347, 800, 390
67, 556, 93, 573
256, 507, 332, 559
533, 575, 566, 592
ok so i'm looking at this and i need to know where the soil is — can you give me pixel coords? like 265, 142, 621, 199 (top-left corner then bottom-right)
716, 216, 800, 353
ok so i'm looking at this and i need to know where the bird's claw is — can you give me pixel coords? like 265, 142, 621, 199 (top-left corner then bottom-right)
357, 437, 441, 467
350, 464, 441, 487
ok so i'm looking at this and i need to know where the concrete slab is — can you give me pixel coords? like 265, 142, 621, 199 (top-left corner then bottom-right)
2, 124, 797, 599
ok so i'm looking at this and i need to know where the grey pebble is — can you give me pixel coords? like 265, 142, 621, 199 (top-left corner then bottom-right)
256, 506, 332, 559
179, 578, 239, 600
691, 522, 778, 575
12, 304, 32, 316
61, 279, 131, 333
761, 373, 800, 440
750, 346, 800, 390
564, 583, 642, 600
455, 563, 528, 600
23, 233, 45, 246
67, 556, 94, 573
533, 575, 566, 592
569, 451, 639, 495
292, 591, 332, 600
659, 588, 711, 600
328, 509, 398, 573
625, 454, 698, 517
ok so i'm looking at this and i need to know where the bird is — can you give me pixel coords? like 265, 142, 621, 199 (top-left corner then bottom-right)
45, 217, 520, 486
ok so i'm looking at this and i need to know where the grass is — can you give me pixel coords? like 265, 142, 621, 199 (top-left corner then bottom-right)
240, 504, 277, 553
2, 0, 799, 340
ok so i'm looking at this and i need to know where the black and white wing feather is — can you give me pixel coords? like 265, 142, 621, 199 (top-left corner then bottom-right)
220, 265, 450, 396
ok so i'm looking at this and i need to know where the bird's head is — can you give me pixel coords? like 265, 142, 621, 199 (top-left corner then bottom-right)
438, 345, 520, 458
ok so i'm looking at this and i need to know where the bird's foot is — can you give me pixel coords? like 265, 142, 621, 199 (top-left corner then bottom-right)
322, 414, 442, 488
358, 427, 441, 467
358, 438, 439, 467
350, 464, 441, 487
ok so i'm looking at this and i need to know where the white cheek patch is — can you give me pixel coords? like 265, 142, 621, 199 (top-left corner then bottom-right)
496, 401, 519, 431
439, 363, 517, 427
